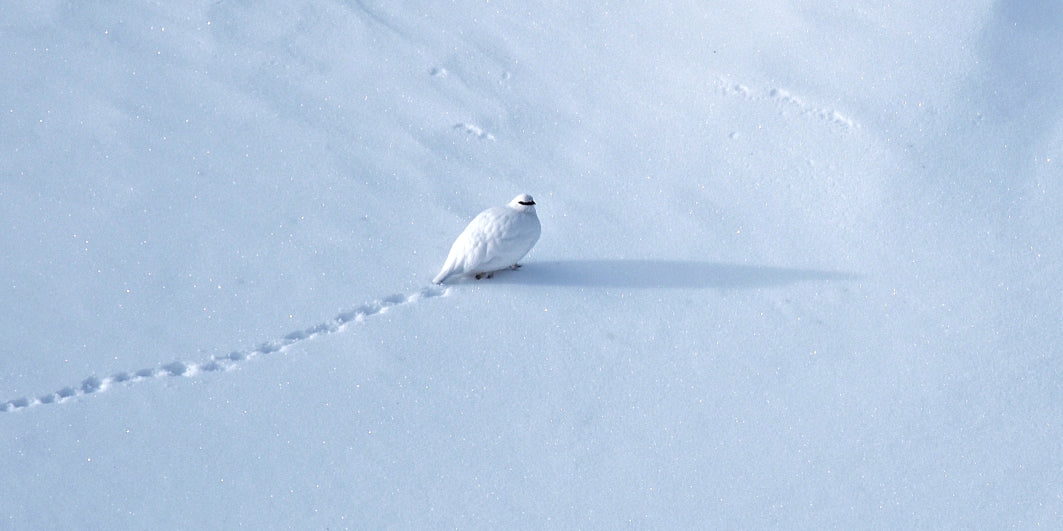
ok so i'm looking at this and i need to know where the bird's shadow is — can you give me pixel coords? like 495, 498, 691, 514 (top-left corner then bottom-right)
486, 259, 854, 289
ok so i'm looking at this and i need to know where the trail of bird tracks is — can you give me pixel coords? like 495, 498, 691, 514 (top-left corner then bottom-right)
2, 286, 450, 413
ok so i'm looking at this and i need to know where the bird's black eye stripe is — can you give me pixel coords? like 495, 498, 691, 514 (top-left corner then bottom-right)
518, 201, 535, 205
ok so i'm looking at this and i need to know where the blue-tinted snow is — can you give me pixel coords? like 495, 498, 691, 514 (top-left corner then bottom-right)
1, 1, 1060, 527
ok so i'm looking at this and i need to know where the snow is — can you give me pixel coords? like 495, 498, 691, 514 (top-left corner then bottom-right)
2, 1, 1061, 527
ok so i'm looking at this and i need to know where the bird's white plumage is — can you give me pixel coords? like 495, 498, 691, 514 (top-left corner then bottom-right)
433, 194, 541, 284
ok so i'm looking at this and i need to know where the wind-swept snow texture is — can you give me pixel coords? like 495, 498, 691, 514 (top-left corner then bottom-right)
2, 1, 1061, 528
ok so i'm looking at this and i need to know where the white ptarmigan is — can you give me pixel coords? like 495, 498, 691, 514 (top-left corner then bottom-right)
433, 194, 541, 284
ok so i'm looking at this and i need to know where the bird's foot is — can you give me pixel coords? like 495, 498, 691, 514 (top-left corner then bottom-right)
510, 264, 522, 270
474, 272, 494, 280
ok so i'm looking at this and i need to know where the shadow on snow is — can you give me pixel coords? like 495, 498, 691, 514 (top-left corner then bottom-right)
490, 259, 854, 289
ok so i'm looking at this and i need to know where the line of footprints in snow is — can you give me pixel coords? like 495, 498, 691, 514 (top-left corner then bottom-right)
438, 71, 859, 143
2, 286, 449, 413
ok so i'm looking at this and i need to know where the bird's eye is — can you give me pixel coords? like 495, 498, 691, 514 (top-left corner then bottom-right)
518, 201, 535, 206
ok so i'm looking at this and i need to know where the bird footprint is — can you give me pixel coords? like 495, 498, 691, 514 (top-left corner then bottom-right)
2, 286, 450, 412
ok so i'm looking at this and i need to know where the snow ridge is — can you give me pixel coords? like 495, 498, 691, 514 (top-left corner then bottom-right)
1, 286, 450, 413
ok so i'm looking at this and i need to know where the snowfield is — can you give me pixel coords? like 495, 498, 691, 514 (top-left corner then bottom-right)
2, 1, 1061, 528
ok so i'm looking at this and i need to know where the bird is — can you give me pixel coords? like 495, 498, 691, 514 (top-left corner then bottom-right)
433, 194, 541, 284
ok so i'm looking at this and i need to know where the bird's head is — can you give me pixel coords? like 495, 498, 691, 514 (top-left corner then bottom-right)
508, 194, 537, 213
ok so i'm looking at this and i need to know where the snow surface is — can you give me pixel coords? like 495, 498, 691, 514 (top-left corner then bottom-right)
2, 1, 1061, 528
